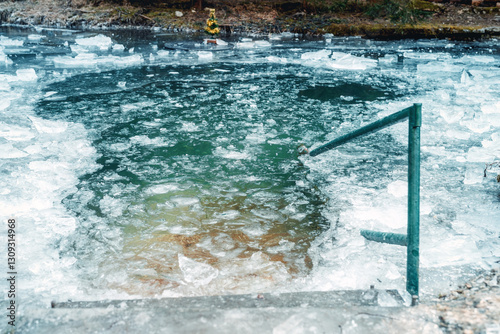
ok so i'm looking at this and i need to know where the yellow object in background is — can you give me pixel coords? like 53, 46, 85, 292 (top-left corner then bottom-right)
205, 9, 220, 36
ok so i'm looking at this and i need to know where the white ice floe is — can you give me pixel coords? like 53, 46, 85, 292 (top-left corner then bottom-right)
74, 34, 113, 51
0, 95, 11, 111
27, 34, 45, 41
146, 183, 180, 195
300, 50, 377, 70
0, 143, 29, 158
0, 69, 38, 82
417, 62, 463, 73
378, 54, 397, 64
0, 122, 36, 141
29, 116, 68, 134
235, 40, 272, 49
171, 196, 200, 207
16, 68, 38, 81
421, 236, 483, 268
481, 101, 500, 114
0, 103, 99, 310
266, 56, 288, 64
178, 254, 219, 286
214, 146, 252, 160
0, 48, 13, 65
0, 36, 24, 46
0, 80, 10, 91
155, 50, 170, 59
197, 51, 213, 60
100, 195, 126, 218
180, 121, 200, 132
52, 53, 144, 68
458, 55, 495, 64
112, 43, 125, 52
466, 133, 500, 163
235, 41, 255, 49
301, 49, 331, 60
328, 54, 377, 70
387, 180, 407, 198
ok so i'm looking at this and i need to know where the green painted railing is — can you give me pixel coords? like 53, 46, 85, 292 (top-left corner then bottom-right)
308, 103, 422, 304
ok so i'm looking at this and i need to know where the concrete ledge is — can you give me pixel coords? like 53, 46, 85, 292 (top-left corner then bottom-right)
16, 290, 420, 333
19, 306, 435, 334
51, 289, 405, 310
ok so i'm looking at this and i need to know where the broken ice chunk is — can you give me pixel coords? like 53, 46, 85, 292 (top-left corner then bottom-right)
421, 236, 482, 267
301, 49, 331, 60
155, 50, 170, 59
197, 51, 213, 60
0, 49, 13, 65
440, 107, 464, 124
0, 143, 28, 159
463, 167, 483, 185
16, 68, 38, 81
481, 102, 500, 115
235, 41, 255, 49
75, 34, 113, 51
387, 180, 407, 198
178, 254, 218, 286
254, 40, 271, 47
327, 53, 377, 70
0, 98, 10, 111
445, 129, 470, 140
0, 36, 23, 46
460, 69, 473, 85
171, 197, 200, 207
27, 34, 44, 41
29, 116, 68, 134
112, 44, 125, 52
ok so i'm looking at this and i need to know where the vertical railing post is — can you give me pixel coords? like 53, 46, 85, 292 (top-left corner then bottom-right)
308, 103, 422, 303
407, 103, 421, 302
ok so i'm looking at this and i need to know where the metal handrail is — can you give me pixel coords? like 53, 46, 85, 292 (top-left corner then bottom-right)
308, 103, 422, 304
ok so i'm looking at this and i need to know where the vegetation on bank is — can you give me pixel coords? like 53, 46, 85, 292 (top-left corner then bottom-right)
0, 0, 498, 38
96, 0, 436, 24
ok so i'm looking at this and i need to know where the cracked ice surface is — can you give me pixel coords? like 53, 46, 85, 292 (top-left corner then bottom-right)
0, 28, 498, 320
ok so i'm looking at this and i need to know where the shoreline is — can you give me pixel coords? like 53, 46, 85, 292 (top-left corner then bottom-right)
2, 21, 499, 41
0, 0, 499, 40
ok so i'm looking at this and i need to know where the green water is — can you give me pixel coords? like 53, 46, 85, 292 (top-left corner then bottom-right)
36, 61, 404, 295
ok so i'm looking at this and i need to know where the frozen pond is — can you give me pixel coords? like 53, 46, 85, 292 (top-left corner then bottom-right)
0, 26, 499, 316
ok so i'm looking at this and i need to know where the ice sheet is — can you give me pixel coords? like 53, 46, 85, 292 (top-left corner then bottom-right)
1, 30, 498, 313
52, 53, 144, 68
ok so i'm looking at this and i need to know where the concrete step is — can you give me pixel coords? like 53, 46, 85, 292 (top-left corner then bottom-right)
16, 290, 435, 334
50, 289, 405, 309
